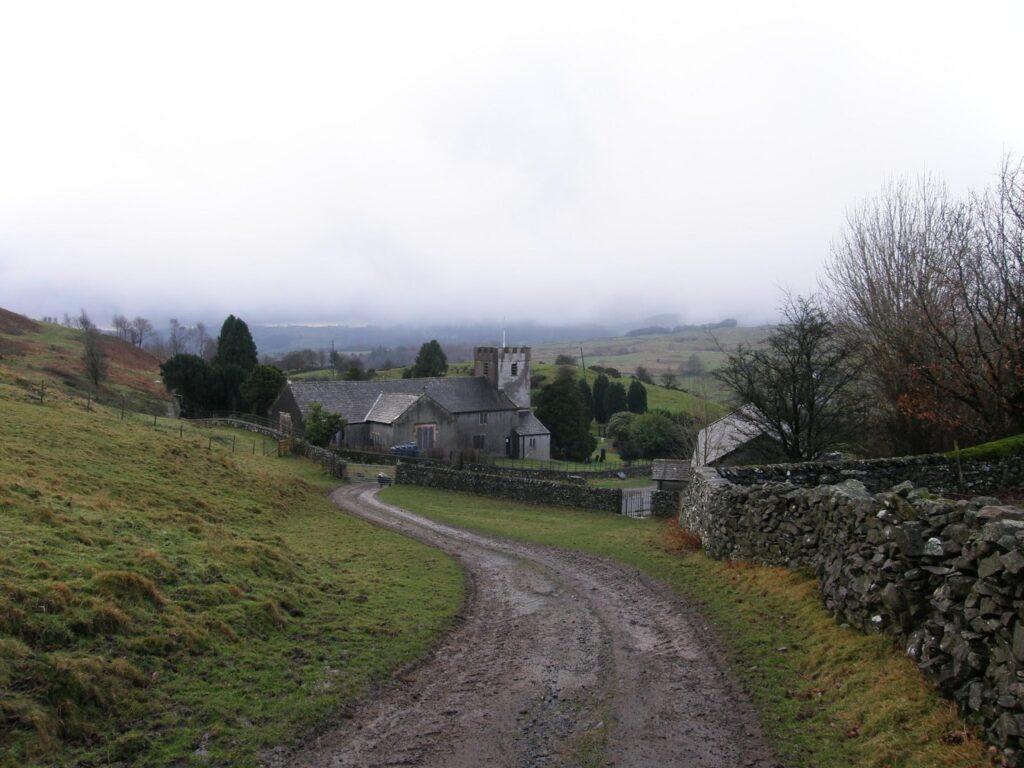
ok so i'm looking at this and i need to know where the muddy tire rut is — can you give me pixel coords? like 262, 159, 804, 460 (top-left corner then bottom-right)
270, 484, 777, 768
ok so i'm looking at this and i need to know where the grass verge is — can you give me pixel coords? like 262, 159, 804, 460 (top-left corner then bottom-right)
378, 485, 989, 768
948, 433, 1024, 461
0, 374, 463, 767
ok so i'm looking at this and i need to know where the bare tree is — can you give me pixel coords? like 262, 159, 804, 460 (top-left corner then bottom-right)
79, 311, 108, 388
193, 322, 217, 361
714, 295, 869, 461
167, 318, 189, 356
75, 309, 94, 330
111, 314, 131, 341
825, 158, 1024, 450
130, 316, 153, 347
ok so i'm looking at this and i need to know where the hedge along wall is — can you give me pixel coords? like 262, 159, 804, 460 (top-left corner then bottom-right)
683, 466, 1024, 763
395, 464, 623, 513
716, 452, 1024, 495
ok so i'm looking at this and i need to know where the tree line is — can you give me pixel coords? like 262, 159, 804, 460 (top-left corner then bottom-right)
716, 154, 1024, 461
159, 315, 286, 417
533, 367, 670, 462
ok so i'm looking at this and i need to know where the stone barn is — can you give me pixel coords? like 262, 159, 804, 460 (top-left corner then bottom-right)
691, 406, 779, 467
268, 346, 551, 461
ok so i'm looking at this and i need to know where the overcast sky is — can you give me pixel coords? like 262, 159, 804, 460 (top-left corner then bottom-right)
1, 1, 1022, 327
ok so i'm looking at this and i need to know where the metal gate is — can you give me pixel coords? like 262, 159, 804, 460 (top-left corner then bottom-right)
621, 489, 653, 519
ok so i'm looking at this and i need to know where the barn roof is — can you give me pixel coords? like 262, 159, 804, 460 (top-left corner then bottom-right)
285, 376, 519, 424
652, 459, 690, 482
515, 410, 550, 436
692, 405, 767, 466
364, 392, 424, 424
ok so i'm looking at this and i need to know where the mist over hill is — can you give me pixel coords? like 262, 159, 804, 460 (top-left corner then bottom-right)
251, 321, 617, 357
249, 314, 743, 357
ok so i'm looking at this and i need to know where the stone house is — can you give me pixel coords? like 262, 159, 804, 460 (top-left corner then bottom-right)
268, 346, 551, 461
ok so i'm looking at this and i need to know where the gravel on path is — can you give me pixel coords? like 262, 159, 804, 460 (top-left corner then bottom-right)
269, 484, 778, 768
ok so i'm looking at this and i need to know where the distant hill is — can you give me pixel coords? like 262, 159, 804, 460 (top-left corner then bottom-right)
625, 325, 671, 337
0, 306, 168, 412
250, 321, 620, 357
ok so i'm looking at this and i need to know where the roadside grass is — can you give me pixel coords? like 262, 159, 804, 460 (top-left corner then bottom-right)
0, 374, 463, 767
378, 485, 989, 768
948, 433, 1024, 461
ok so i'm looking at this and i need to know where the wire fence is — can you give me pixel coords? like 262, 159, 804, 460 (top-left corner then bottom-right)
27, 382, 294, 460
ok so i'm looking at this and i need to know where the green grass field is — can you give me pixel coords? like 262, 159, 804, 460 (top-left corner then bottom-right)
378, 485, 989, 768
531, 362, 727, 420
0, 374, 463, 767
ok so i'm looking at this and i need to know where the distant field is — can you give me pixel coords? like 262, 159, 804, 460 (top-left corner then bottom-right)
532, 362, 727, 420
531, 326, 772, 403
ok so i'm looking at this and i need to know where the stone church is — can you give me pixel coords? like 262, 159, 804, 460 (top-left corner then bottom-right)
268, 346, 551, 461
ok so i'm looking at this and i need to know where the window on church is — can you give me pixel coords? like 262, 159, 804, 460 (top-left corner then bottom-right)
473, 434, 486, 450
479, 412, 488, 424
511, 363, 518, 376
483, 362, 489, 375
529, 437, 536, 449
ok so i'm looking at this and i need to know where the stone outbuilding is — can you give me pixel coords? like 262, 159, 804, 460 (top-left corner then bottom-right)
268, 346, 551, 461
691, 406, 778, 467
652, 459, 690, 491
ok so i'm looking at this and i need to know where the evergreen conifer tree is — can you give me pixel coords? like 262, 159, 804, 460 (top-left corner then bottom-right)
627, 379, 648, 414
604, 380, 627, 417
214, 315, 258, 372
592, 374, 610, 424
410, 340, 448, 378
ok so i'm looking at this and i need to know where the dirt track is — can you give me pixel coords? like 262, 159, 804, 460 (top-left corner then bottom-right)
275, 484, 777, 768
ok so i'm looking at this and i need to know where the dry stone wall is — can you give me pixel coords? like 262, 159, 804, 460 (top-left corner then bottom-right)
651, 490, 682, 519
683, 466, 1024, 763
396, 464, 623, 513
717, 453, 1024, 495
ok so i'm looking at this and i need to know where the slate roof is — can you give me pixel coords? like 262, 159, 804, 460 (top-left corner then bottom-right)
516, 410, 550, 436
692, 405, 766, 466
652, 459, 690, 482
364, 393, 423, 424
286, 376, 520, 424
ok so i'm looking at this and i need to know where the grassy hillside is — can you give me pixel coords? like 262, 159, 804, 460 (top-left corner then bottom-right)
380, 486, 989, 768
0, 371, 463, 766
0, 309, 167, 413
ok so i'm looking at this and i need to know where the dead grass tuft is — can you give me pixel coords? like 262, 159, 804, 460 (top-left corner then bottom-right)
661, 521, 702, 553
92, 570, 167, 607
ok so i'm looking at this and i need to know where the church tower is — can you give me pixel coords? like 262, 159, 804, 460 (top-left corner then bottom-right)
474, 346, 531, 409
